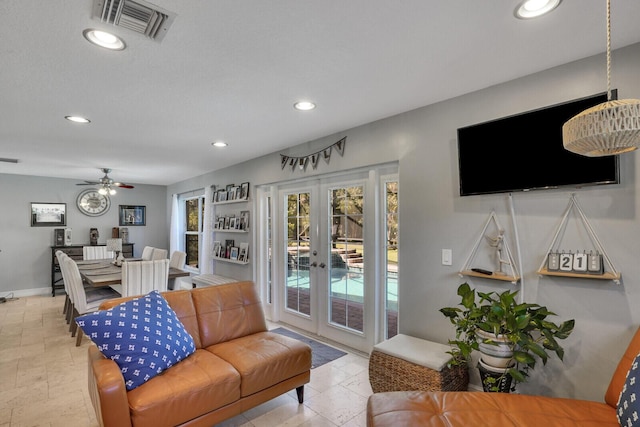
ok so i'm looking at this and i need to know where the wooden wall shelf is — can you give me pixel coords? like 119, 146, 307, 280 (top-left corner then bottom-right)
537, 267, 621, 281
459, 270, 520, 283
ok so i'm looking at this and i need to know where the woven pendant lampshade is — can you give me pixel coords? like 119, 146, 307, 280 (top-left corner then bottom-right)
563, 0, 640, 157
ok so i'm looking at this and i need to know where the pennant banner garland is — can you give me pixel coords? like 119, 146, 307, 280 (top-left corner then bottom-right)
280, 137, 346, 172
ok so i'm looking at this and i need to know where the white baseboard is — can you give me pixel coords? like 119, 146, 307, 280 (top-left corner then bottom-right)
1, 287, 52, 299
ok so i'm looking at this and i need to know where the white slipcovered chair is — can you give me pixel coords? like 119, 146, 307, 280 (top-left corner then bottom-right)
121, 259, 170, 297
63, 256, 120, 346
83, 246, 113, 260
151, 248, 168, 260
168, 250, 187, 290
169, 251, 186, 269
56, 250, 73, 323
141, 246, 155, 261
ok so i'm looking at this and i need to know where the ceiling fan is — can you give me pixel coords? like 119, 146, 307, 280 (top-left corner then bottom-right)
77, 168, 134, 195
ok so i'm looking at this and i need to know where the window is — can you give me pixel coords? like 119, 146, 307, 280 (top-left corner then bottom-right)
184, 196, 204, 269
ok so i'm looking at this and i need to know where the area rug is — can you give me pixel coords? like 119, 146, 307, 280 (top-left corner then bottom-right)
270, 327, 347, 369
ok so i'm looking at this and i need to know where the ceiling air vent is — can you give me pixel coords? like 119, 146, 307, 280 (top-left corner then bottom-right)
92, 0, 175, 42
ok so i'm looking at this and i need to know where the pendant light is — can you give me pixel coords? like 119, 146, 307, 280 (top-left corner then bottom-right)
562, 0, 640, 157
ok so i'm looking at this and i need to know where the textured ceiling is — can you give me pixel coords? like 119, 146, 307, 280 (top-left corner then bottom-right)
1, 1, 640, 186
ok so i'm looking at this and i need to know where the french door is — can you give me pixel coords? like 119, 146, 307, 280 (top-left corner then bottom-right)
272, 167, 397, 353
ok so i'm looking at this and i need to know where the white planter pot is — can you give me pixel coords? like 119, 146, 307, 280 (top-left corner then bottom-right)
476, 329, 514, 368
478, 358, 513, 373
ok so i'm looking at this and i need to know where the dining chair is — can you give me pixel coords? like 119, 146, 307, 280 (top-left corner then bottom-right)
121, 259, 170, 297
56, 250, 73, 323
141, 246, 155, 261
151, 248, 168, 260
83, 246, 114, 260
64, 257, 121, 346
169, 251, 187, 269
168, 250, 187, 290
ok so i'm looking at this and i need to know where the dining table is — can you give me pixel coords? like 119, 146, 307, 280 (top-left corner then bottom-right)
76, 259, 190, 287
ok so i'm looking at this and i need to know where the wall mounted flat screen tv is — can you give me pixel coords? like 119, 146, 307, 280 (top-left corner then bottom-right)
457, 91, 620, 196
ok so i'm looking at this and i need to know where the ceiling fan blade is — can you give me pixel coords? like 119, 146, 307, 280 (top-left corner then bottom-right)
114, 183, 134, 189
77, 181, 99, 185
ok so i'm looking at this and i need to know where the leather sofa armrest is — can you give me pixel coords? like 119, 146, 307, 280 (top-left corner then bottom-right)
88, 345, 132, 427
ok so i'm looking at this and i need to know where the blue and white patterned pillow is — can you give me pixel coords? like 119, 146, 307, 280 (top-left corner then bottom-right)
618, 353, 640, 427
76, 290, 196, 391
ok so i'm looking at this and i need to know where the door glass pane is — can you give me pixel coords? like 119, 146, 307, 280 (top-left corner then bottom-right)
385, 181, 399, 338
329, 186, 364, 332
267, 195, 273, 304
286, 193, 311, 316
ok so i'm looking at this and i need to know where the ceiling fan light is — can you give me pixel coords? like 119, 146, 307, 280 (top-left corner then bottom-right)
563, 99, 640, 156
98, 187, 108, 195
109, 188, 117, 195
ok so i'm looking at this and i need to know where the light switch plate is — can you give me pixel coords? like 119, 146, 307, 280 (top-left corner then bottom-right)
442, 249, 452, 266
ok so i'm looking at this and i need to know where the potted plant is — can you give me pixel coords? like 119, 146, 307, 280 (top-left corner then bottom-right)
440, 282, 575, 392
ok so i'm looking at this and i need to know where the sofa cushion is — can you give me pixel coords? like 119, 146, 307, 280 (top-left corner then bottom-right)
617, 353, 640, 427
209, 331, 311, 396
128, 349, 241, 427
76, 290, 196, 390
192, 281, 268, 347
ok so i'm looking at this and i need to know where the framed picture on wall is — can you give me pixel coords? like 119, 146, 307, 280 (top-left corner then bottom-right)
119, 205, 146, 226
31, 202, 66, 227
240, 182, 250, 200
239, 210, 250, 230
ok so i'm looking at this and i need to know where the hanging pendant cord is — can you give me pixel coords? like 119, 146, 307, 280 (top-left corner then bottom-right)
606, 0, 611, 101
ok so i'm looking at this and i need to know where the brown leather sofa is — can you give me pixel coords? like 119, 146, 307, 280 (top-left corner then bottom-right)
87, 281, 311, 427
367, 326, 640, 427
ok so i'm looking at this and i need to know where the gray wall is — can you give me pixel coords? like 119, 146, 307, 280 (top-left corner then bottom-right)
4, 41, 638, 400
0, 174, 168, 295
168, 42, 640, 400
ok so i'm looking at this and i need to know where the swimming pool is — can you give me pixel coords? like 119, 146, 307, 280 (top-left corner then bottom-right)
287, 267, 398, 309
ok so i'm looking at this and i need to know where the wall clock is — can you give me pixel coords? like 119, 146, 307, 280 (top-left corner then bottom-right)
76, 189, 111, 217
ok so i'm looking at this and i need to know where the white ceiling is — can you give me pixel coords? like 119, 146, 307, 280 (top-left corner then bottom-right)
2, 1, 640, 186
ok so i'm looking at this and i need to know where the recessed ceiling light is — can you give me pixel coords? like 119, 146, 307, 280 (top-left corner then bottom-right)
212, 141, 228, 148
65, 115, 91, 123
294, 101, 316, 111
514, 0, 561, 19
83, 29, 126, 50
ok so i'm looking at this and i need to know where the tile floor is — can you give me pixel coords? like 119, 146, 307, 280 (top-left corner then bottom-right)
0, 294, 373, 427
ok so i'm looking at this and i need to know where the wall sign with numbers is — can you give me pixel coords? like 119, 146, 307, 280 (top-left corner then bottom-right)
547, 251, 604, 275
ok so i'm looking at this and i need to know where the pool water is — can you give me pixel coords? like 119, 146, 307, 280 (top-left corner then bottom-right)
287, 268, 398, 309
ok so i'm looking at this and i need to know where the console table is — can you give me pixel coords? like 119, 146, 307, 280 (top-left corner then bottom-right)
50, 243, 134, 296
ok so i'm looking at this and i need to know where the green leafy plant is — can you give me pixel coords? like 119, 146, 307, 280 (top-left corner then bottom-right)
440, 282, 575, 391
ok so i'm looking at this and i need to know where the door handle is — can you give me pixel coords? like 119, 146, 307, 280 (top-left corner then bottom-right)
310, 262, 318, 267
319, 262, 326, 268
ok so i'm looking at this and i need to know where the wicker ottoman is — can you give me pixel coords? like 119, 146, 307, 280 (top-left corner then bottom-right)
368, 334, 469, 393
